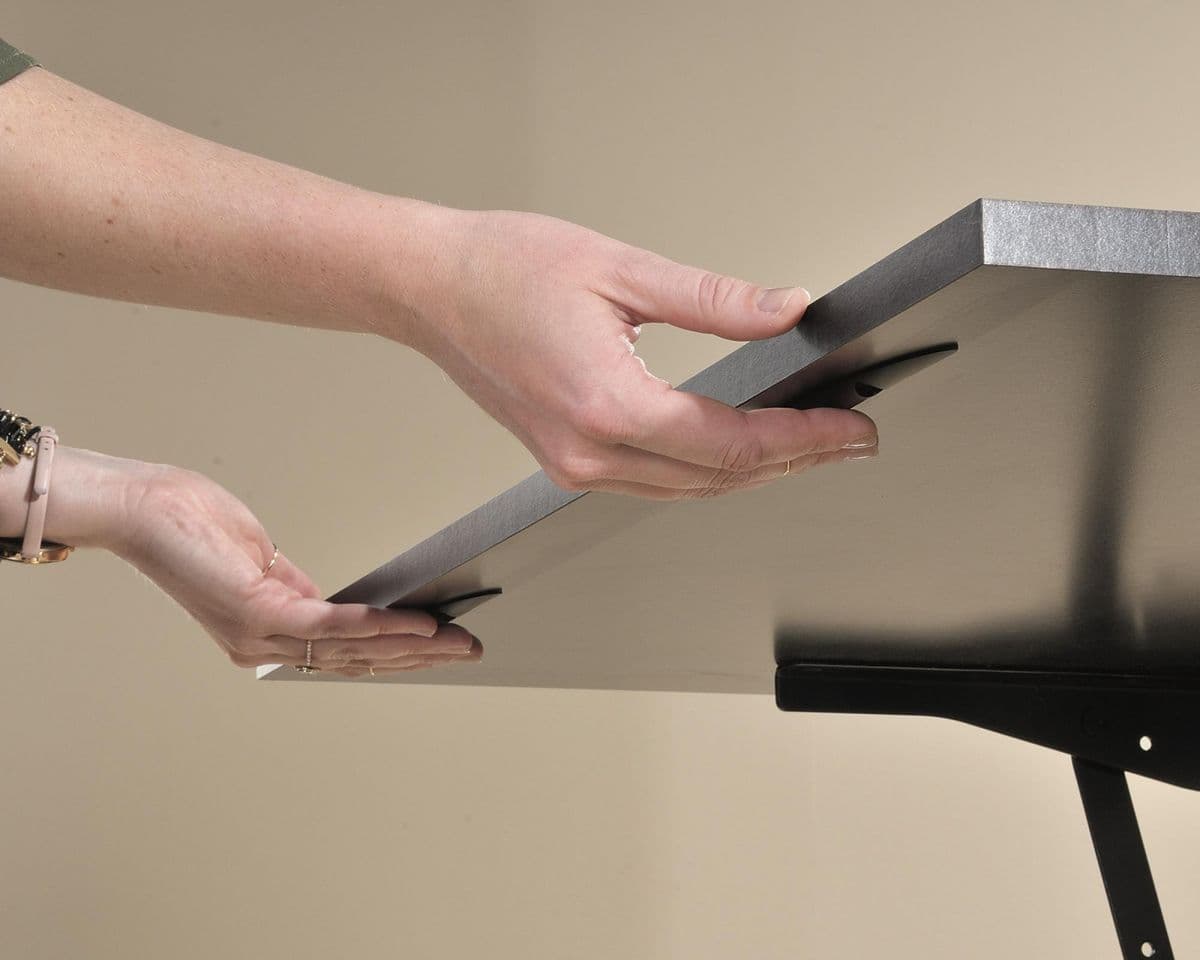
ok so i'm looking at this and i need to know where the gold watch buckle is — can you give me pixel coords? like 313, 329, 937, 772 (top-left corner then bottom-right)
0, 537, 75, 564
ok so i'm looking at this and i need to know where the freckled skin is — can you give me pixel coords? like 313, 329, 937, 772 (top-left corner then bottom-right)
0, 68, 439, 341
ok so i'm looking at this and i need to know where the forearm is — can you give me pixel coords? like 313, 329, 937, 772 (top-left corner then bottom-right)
0, 66, 456, 343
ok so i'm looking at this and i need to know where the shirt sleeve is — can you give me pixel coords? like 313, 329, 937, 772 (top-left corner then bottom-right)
0, 39, 38, 86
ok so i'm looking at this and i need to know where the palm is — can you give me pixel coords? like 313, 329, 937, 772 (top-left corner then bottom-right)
114, 467, 480, 675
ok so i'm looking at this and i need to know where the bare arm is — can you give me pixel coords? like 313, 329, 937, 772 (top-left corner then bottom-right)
0, 65, 448, 342
1, 55, 877, 507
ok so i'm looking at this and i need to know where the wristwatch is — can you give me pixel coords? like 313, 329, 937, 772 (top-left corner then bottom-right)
0, 425, 75, 564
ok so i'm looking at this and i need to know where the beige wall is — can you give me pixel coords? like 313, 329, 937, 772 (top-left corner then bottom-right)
3, 1, 1198, 957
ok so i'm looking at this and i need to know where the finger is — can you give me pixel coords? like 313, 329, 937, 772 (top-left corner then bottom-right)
334, 661, 433, 678
606, 248, 812, 341
359, 648, 484, 675
330, 645, 484, 677
573, 442, 790, 492
588, 446, 878, 500
254, 644, 482, 672
263, 552, 323, 599
616, 383, 878, 471
271, 597, 441, 642
309, 623, 476, 662
587, 476, 777, 500
251, 624, 475, 663
365, 658, 481, 675
344, 637, 483, 671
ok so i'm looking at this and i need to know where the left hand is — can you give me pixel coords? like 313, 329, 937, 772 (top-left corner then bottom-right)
106, 461, 482, 676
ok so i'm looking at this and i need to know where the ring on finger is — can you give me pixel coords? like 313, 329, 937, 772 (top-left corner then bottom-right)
295, 638, 319, 674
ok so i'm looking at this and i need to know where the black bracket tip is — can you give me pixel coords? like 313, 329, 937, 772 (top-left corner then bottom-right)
397, 587, 503, 624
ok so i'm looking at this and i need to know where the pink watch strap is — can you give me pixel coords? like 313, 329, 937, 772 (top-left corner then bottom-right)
20, 426, 58, 558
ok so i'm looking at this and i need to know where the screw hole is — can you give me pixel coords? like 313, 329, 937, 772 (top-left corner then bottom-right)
1139, 736, 1153, 752
1141, 941, 1155, 957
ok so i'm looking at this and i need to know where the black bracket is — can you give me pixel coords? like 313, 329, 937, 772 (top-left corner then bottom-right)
776, 663, 1200, 959
397, 587, 503, 624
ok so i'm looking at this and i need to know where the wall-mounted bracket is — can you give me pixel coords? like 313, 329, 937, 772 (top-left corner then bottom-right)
396, 587, 502, 624
776, 663, 1200, 959
783, 342, 958, 410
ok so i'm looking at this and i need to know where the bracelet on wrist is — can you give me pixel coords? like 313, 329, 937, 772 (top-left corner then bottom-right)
0, 409, 73, 564
0, 409, 41, 465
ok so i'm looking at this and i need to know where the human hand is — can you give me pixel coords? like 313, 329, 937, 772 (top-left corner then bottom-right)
111, 464, 481, 676
402, 209, 878, 500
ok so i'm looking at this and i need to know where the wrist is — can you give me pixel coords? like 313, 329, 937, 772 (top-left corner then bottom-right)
0, 445, 160, 554
362, 197, 475, 350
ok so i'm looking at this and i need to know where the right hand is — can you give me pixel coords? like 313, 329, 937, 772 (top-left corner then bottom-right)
404, 207, 879, 500
111, 463, 482, 677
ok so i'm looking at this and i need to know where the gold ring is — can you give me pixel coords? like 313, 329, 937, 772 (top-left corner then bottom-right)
783, 460, 791, 477
295, 638, 319, 674
262, 543, 280, 577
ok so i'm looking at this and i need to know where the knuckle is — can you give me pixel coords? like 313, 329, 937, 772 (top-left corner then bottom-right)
700, 481, 735, 499
226, 648, 259, 669
683, 484, 726, 502
710, 469, 753, 494
544, 466, 581, 492
547, 447, 608, 491
696, 271, 745, 316
717, 434, 765, 473
227, 629, 288, 667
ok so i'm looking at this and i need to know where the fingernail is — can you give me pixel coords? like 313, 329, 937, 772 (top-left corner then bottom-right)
841, 435, 878, 449
757, 286, 808, 314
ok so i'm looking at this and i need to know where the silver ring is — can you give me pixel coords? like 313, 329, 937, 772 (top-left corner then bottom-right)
295, 638, 319, 674
262, 543, 280, 577
783, 460, 791, 477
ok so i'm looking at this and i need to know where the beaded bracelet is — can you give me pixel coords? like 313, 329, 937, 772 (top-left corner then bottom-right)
0, 411, 72, 563
0, 408, 42, 466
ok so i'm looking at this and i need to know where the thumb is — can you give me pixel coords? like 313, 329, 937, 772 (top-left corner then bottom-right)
608, 249, 811, 341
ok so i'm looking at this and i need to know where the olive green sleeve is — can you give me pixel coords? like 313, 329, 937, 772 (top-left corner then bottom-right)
0, 39, 38, 86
